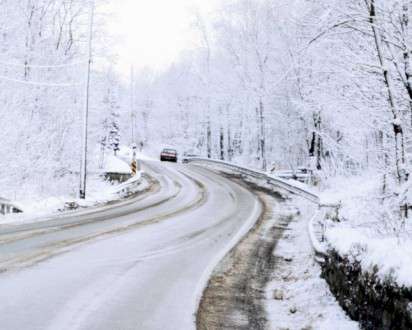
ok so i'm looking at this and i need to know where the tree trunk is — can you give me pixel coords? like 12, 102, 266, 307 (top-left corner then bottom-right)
309, 112, 322, 170
220, 126, 225, 160
207, 118, 212, 159
315, 113, 322, 170
401, 2, 412, 125
258, 99, 266, 171
227, 124, 233, 162
368, 0, 407, 183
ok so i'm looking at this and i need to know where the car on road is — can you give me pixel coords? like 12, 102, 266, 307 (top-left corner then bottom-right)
160, 148, 178, 162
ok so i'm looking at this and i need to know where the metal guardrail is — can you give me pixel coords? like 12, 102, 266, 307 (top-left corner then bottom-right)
60, 172, 145, 211
308, 210, 328, 261
114, 172, 144, 197
184, 157, 329, 259
272, 169, 312, 182
1, 172, 145, 216
184, 157, 320, 203
0, 199, 23, 215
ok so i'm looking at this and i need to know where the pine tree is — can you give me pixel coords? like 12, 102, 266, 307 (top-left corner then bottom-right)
108, 111, 120, 155
102, 69, 122, 156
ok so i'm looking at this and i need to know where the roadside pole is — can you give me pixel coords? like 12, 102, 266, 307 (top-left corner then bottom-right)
130, 65, 136, 145
131, 144, 138, 176
79, 0, 95, 199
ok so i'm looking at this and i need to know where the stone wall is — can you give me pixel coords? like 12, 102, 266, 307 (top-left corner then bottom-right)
321, 250, 412, 330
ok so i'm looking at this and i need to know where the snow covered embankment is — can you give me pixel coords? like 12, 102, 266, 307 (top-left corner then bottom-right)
266, 198, 358, 330
188, 158, 357, 329
0, 156, 148, 226
318, 174, 412, 329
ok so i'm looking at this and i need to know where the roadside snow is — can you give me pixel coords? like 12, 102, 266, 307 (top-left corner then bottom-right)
327, 226, 412, 288
318, 172, 412, 288
0, 150, 150, 226
319, 172, 382, 225
268, 173, 319, 197
188, 158, 318, 202
0, 171, 145, 226
265, 198, 359, 330
103, 155, 132, 174
117, 146, 157, 162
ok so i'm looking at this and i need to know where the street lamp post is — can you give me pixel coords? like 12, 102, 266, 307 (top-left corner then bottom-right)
79, 0, 95, 199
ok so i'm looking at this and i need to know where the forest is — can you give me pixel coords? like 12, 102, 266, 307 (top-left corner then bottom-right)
0, 0, 411, 236
136, 0, 412, 236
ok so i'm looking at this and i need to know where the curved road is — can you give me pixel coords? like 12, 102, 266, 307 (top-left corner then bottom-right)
0, 162, 262, 330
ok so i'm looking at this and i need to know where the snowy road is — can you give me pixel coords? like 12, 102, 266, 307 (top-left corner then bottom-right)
0, 162, 262, 330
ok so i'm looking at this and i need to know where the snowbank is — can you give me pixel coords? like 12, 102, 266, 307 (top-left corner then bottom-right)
0, 171, 145, 226
103, 155, 132, 174
117, 146, 157, 163
327, 226, 412, 288
319, 172, 412, 288
319, 172, 382, 224
266, 198, 358, 329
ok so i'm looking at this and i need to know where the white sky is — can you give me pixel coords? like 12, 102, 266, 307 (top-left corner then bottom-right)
106, 0, 219, 75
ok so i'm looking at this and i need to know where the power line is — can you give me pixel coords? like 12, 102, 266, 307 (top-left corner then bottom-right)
0, 74, 82, 87
0, 59, 88, 69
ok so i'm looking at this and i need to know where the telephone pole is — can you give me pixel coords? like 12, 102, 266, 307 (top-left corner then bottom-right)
79, 0, 95, 199
130, 65, 136, 144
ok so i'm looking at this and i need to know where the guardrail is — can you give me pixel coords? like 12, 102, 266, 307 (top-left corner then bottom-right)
114, 172, 144, 198
184, 157, 329, 259
308, 210, 328, 261
272, 169, 312, 183
0, 199, 23, 215
61, 172, 146, 212
184, 157, 320, 203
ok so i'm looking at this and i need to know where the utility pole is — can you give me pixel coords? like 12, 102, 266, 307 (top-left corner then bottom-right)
130, 67, 140, 173
259, 100, 266, 171
130, 65, 136, 145
79, 0, 95, 199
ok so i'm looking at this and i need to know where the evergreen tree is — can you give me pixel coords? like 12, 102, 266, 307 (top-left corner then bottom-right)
108, 111, 120, 155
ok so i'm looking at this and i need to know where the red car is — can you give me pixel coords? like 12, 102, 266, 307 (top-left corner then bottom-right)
160, 148, 178, 162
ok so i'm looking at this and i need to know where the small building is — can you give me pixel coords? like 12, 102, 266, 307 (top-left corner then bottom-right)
102, 155, 132, 183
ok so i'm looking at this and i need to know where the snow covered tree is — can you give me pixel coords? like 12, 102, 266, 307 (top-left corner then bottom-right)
100, 69, 123, 156
108, 112, 120, 155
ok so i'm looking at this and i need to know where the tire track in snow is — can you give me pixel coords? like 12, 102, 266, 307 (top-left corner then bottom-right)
0, 164, 208, 273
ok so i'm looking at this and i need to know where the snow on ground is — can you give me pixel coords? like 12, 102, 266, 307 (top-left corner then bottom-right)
194, 159, 412, 294
319, 172, 383, 226
265, 197, 359, 330
198, 159, 412, 311
0, 154, 146, 225
327, 226, 412, 287
187, 157, 318, 201
317, 171, 412, 288
1, 173, 111, 221
117, 146, 158, 163
0, 172, 144, 226
269, 173, 319, 197
0, 161, 263, 330
103, 155, 132, 174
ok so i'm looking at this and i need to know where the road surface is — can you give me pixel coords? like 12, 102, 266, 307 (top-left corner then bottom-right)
0, 161, 263, 330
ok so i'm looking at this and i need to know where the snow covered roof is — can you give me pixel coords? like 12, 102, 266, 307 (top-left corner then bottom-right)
103, 155, 132, 174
